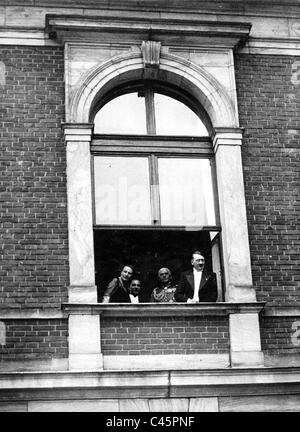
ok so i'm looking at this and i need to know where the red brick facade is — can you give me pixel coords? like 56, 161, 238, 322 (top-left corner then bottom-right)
0, 319, 68, 360
0, 46, 68, 309
0, 47, 299, 362
235, 54, 300, 306
260, 317, 300, 355
101, 317, 229, 356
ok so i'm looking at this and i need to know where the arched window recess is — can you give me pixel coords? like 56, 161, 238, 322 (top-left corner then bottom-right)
90, 80, 218, 229
90, 81, 223, 302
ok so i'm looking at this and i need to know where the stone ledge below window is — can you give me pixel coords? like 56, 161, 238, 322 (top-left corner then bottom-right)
262, 305, 300, 317
62, 302, 265, 317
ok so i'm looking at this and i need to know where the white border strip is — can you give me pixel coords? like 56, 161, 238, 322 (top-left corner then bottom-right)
0, 310, 65, 319
0, 29, 299, 56
0, 30, 58, 46
103, 354, 230, 370
240, 38, 300, 56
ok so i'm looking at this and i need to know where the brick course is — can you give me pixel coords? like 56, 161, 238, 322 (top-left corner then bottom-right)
0, 46, 68, 309
101, 316, 229, 355
235, 54, 300, 306
0, 319, 68, 361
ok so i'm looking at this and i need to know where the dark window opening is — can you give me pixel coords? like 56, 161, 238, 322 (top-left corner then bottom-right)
94, 229, 223, 302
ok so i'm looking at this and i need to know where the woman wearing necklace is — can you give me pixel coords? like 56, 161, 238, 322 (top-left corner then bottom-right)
150, 267, 177, 303
102, 265, 135, 303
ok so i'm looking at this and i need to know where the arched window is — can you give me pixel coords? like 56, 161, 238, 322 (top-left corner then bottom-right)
93, 87, 208, 136
91, 82, 223, 302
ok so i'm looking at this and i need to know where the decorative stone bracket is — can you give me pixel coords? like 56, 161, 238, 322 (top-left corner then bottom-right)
141, 41, 161, 68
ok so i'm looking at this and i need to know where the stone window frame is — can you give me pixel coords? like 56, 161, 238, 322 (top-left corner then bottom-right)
63, 50, 255, 305
52, 13, 264, 369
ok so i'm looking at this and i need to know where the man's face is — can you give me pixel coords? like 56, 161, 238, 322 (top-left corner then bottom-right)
191, 254, 205, 271
129, 280, 141, 296
158, 268, 171, 283
120, 266, 133, 281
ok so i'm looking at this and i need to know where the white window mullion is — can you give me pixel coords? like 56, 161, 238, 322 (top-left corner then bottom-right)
145, 87, 156, 135
149, 155, 161, 225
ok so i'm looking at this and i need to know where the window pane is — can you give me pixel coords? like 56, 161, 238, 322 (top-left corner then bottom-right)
154, 94, 208, 136
94, 156, 152, 225
158, 158, 216, 226
94, 93, 147, 134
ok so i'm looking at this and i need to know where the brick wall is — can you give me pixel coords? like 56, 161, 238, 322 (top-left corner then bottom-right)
235, 54, 300, 306
0, 319, 68, 361
1, 46, 299, 361
101, 316, 229, 355
0, 46, 68, 308
260, 317, 300, 355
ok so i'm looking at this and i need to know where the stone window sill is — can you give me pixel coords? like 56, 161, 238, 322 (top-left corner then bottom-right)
62, 302, 265, 317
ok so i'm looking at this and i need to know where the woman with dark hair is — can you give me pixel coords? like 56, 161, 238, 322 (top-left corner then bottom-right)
102, 265, 135, 303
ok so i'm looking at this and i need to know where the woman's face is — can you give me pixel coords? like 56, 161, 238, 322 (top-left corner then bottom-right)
120, 266, 133, 281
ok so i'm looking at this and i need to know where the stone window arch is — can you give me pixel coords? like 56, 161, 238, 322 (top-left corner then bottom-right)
64, 51, 254, 305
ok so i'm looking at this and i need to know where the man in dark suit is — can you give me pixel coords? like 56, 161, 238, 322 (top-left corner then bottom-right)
175, 251, 218, 303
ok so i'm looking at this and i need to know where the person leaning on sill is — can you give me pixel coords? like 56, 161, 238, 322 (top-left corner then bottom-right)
102, 264, 141, 303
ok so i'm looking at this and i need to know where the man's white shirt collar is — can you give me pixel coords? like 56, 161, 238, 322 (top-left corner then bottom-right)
129, 294, 139, 303
193, 268, 202, 301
